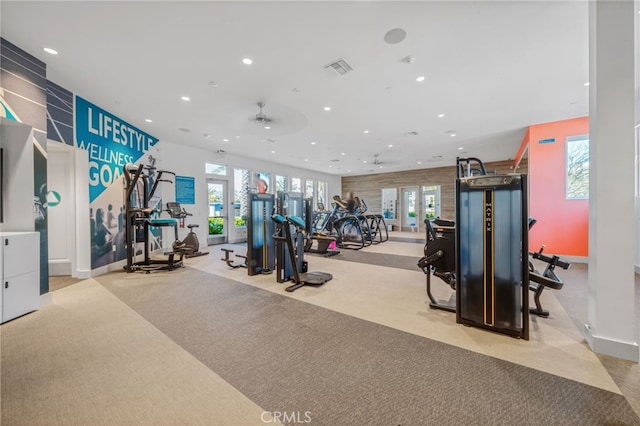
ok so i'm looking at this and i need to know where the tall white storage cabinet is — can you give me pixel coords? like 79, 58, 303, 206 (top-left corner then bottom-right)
0, 232, 40, 323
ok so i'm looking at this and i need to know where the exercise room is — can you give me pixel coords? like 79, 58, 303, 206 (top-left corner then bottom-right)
0, 1, 639, 425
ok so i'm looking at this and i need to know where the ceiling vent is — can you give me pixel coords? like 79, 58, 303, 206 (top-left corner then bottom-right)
325, 58, 353, 76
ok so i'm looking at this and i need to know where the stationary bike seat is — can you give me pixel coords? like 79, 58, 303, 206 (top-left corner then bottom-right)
187, 224, 199, 229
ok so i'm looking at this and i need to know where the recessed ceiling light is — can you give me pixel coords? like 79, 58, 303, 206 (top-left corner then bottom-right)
438, 113, 445, 118
458, 147, 464, 150
379, 166, 383, 169
347, 170, 351, 173
304, 159, 309, 162
310, 141, 317, 145
417, 161, 422, 165
329, 165, 333, 168
341, 152, 346, 156
236, 136, 240, 139
271, 150, 276, 154
363, 160, 367, 163
363, 130, 369, 134
145, 119, 153, 123
222, 138, 229, 142
43, 47, 58, 55
450, 133, 457, 137
323, 106, 331, 111
388, 144, 393, 148
242, 58, 253, 65
181, 96, 190, 101
416, 76, 425, 82
264, 126, 271, 130
584, 82, 590, 87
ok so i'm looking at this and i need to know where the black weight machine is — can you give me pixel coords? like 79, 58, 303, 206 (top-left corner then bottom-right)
272, 214, 332, 292
275, 191, 304, 283
528, 244, 571, 317
220, 192, 275, 274
417, 157, 571, 339
123, 163, 184, 273
165, 202, 209, 258
247, 192, 276, 275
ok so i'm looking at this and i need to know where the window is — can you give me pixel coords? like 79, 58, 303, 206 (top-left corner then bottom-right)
256, 172, 271, 193
317, 181, 327, 210
276, 175, 287, 193
205, 163, 227, 175
234, 168, 249, 227
566, 135, 589, 199
291, 177, 301, 192
305, 180, 314, 201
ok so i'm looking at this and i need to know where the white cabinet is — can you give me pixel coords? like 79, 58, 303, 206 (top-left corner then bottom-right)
0, 232, 40, 323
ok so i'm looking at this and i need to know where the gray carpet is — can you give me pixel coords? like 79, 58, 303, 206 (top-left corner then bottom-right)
96, 267, 640, 426
389, 236, 425, 244
329, 250, 421, 271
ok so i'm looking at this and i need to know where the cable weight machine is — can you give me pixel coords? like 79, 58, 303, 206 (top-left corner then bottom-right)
123, 163, 184, 273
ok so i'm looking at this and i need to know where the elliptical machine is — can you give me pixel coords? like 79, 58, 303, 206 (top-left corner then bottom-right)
166, 202, 209, 258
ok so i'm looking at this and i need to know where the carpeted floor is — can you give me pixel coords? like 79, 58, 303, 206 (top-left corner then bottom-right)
4, 235, 638, 425
48, 275, 85, 292
328, 249, 420, 271
94, 267, 640, 426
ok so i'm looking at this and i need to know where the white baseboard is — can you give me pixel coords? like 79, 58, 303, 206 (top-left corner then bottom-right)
561, 255, 587, 264
584, 323, 639, 362
39, 292, 52, 307
73, 269, 91, 279
48, 260, 72, 276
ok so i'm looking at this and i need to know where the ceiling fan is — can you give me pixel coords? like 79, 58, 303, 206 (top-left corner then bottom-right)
250, 101, 273, 126
372, 154, 384, 165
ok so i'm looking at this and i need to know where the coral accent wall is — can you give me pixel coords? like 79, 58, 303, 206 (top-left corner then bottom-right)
523, 117, 589, 257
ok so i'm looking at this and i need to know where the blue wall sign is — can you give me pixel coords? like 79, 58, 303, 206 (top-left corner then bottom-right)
75, 96, 159, 202
538, 138, 556, 144
175, 176, 195, 204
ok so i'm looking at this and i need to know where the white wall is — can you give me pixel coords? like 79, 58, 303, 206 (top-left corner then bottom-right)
0, 118, 35, 232
159, 141, 341, 245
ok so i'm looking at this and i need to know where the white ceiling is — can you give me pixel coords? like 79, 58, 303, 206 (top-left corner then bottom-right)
1, 1, 595, 176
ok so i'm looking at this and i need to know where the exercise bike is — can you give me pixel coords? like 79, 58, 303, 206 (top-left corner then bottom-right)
166, 202, 209, 258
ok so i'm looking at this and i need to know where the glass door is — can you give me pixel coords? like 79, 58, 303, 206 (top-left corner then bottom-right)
423, 185, 441, 220
401, 187, 418, 230
207, 179, 227, 244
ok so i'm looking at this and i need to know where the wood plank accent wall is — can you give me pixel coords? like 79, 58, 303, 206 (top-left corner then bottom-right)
341, 159, 528, 231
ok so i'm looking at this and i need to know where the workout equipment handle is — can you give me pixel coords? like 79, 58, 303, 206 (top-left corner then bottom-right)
532, 250, 570, 270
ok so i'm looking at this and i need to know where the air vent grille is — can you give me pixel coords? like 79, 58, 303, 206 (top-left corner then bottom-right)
325, 58, 353, 76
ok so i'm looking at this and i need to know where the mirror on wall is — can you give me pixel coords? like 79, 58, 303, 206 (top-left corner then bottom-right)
381, 188, 397, 220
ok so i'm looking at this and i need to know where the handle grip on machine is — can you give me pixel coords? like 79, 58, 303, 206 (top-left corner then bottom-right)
531, 246, 571, 270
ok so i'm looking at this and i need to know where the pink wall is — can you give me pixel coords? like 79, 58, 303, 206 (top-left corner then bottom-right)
522, 117, 589, 257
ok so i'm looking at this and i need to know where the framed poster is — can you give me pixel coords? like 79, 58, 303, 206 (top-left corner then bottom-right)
175, 175, 195, 204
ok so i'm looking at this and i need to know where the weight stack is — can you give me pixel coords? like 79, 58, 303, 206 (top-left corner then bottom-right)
455, 174, 529, 340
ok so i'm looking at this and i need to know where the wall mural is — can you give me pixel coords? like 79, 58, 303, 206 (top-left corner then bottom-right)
0, 37, 50, 294
73, 96, 160, 268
